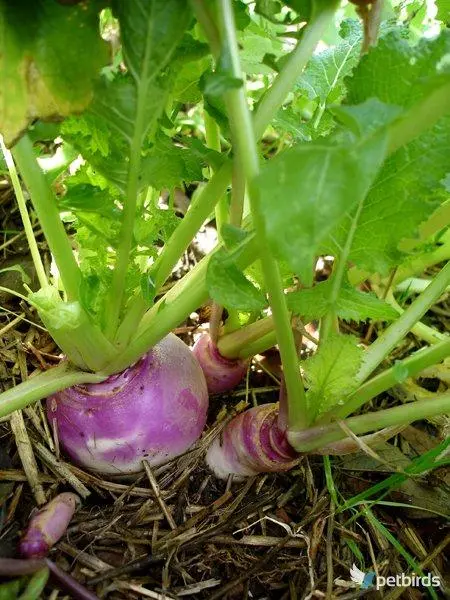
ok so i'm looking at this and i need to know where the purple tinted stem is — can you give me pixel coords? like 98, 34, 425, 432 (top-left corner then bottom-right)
0, 558, 45, 576
45, 559, 100, 600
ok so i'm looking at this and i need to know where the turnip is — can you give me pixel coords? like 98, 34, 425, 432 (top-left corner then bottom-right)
192, 333, 249, 394
47, 334, 209, 474
19, 493, 80, 558
206, 403, 298, 480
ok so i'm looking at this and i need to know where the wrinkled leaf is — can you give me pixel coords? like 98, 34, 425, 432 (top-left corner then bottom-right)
305, 333, 364, 417
297, 19, 361, 106
257, 132, 388, 285
287, 278, 398, 322
207, 249, 267, 312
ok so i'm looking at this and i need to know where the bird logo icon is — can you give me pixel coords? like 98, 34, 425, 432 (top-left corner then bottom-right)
350, 564, 376, 589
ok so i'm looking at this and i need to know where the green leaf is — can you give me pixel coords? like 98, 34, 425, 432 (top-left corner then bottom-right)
255, 0, 284, 23
234, 1, 252, 29
326, 30, 450, 275
59, 184, 119, 218
207, 249, 267, 312
238, 22, 285, 76
257, 132, 388, 285
30, 287, 83, 331
346, 29, 450, 108
112, 0, 191, 85
272, 106, 312, 141
281, 0, 312, 20
287, 279, 398, 322
436, 0, 450, 23
74, 0, 192, 190
183, 137, 226, 172
220, 224, 249, 250
331, 98, 403, 139
200, 70, 243, 96
0, 0, 109, 146
297, 19, 361, 106
336, 286, 398, 322
89, 72, 171, 158
172, 57, 209, 104
140, 134, 204, 190
79, 274, 105, 318
327, 119, 450, 275
304, 333, 364, 417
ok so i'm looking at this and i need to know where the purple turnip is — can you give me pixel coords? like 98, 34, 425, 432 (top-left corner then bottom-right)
19, 493, 80, 558
206, 403, 298, 479
47, 334, 209, 475
192, 333, 248, 394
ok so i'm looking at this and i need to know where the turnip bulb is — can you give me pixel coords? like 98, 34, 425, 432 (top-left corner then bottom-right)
192, 333, 248, 394
206, 404, 298, 480
47, 334, 209, 475
20, 493, 80, 558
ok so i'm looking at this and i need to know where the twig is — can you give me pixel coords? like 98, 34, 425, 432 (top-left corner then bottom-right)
10, 410, 46, 505
326, 500, 335, 599
33, 440, 90, 498
143, 460, 177, 530
88, 553, 165, 586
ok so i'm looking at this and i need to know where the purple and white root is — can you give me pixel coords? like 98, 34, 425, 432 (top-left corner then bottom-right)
206, 403, 299, 479
48, 334, 209, 475
19, 492, 80, 558
192, 333, 248, 394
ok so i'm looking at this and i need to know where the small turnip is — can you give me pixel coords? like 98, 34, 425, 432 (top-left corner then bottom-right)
206, 403, 298, 480
19, 493, 80, 558
47, 334, 209, 475
192, 333, 248, 394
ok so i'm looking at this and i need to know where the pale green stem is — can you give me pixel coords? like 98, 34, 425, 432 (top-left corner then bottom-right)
383, 288, 447, 345
11, 136, 82, 301
319, 337, 450, 422
218, 315, 274, 358
204, 109, 227, 343
103, 234, 259, 375
104, 136, 144, 337
0, 363, 105, 419
205, 111, 222, 167
357, 261, 450, 384
151, 162, 232, 291
217, 0, 308, 428
252, 3, 340, 140
321, 195, 365, 342
288, 391, 450, 452
235, 330, 278, 360
113, 294, 148, 352
1, 137, 48, 289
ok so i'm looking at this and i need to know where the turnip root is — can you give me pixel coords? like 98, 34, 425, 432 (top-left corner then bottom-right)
19, 493, 80, 558
206, 403, 298, 479
192, 333, 248, 394
47, 334, 209, 474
